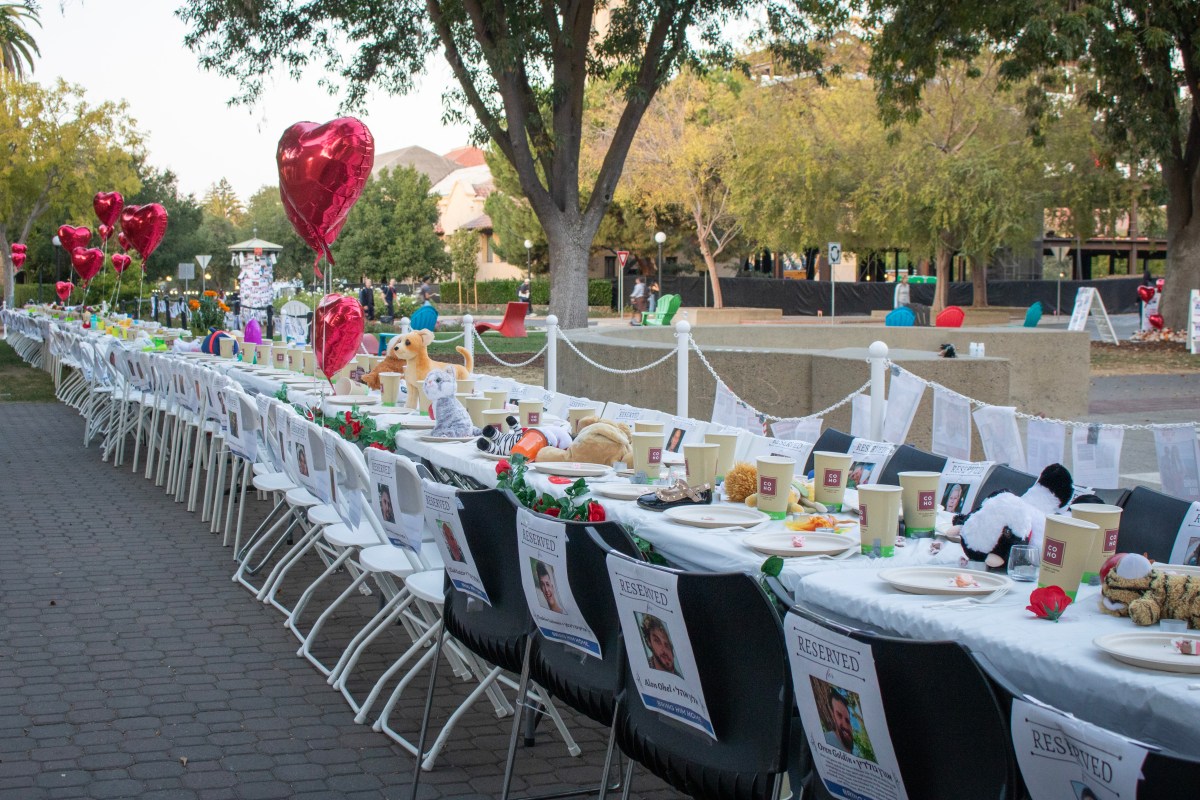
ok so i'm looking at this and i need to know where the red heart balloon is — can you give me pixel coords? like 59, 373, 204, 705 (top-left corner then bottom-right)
71, 246, 104, 284
312, 293, 365, 381
93, 191, 124, 227
120, 203, 168, 264
55, 281, 74, 303
117, 231, 130, 252
1156, 278, 1165, 292
58, 225, 92, 253
1149, 313, 1165, 330
11, 252, 26, 270
1137, 285, 1155, 303
111, 253, 132, 274
98, 224, 113, 242
277, 118, 375, 272
10, 243, 26, 254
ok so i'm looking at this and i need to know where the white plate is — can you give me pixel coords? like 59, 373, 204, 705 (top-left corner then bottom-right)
398, 417, 436, 429
744, 532, 855, 557
1158, 563, 1200, 577
878, 566, 1012, 596
325, 395, 381, 406
1094, 631, 1200, 673
531, 462, 613, 478
591, 483, 654, 501
419, 434, 476, 443
476, 450, 509, 461
663, 505, 768, 529
362, 406, 414, 417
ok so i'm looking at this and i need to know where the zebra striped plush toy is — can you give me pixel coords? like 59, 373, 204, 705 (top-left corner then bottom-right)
476, 417, 523, 456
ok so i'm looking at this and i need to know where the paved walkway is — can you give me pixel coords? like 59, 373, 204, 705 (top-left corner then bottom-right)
0, 400, 682, 800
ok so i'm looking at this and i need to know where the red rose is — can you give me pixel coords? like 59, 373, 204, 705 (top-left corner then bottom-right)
367, 442, 388, 450
339, 425, 347, 435
345, 411, 353, 423
1027, 585, 1072, 621
544, 507, 561, 517
495, 459, 512, 477
351, 420, 363, 436
587, 502, 605, 522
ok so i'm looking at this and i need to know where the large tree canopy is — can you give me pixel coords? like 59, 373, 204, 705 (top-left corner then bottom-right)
179, 0, 834, 327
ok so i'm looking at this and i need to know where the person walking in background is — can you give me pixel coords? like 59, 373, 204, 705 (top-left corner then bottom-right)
630, 277, 646, 315
383, 278, 396, 318
359, 276, 375, 321
517, 279, 531, 314
648, 280, 660, 313
417, 277, 434, 305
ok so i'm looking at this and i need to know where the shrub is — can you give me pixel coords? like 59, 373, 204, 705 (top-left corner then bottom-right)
437, 278, 612, 307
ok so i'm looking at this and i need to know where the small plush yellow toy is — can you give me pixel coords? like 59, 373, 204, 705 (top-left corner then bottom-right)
745, 486, 806, 514
722, 462, 758, 503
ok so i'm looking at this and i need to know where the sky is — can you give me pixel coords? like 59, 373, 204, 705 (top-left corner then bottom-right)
34, 0, 473, 202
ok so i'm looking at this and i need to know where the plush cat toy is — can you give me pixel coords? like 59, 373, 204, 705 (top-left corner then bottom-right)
1100, 553, 1200, 628
423, 367, 480, 439
477, 417, 523, 455
950, 464, 1075, 569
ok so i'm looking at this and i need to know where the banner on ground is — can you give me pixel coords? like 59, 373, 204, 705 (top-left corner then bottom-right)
931, 388, 971, 461
422, 482, 491, 605
516, 508, 602, 658
608, 555, 715, 739
786, 612, 909, 800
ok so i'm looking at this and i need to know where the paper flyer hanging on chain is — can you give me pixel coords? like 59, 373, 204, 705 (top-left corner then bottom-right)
1169, 501, 1200, 565
1011, 697, 1147, 800
973, 406, 1026, 469
931, 388, 971, 461
845, 439, 896, 488
607, 554, 715, 739
1154, 427, 1200, 502
516, 508, 602, 658
366, 448, 422, 552
881, 370, 925, 445
938, 459, 994, 515
851, 394, 874, 439
771, 416, 822, 445
1071, 426, 1124, 490
1026, 418, 1066, 477
422, 482, 491, 605
710, 381, 766, 434
785, 612, 909, 800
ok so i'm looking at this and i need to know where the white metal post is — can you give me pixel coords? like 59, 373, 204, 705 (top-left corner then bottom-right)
831, 275, 836, 318
462, 314, 475, 372
675, 320, 690, 418
869, 340, 888, 441
545, 314, 558, 393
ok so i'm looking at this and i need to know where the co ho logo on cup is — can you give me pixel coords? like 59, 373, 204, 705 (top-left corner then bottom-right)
760, 476, 777, 497
823, 469, 842, 487
1105, 529, 1119, 550
528, 412, 540, 424
859, 505, 868, 526
648, 447, 662, 464
918, 490, 936, 510
1043, 538, 1066, 567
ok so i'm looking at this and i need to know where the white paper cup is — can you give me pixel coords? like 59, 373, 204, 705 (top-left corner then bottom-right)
813, 451, 853, 511
380, 372, 403, 407
1038, 515, 1100, 601
485, 389, 509, 411
705, 432, 739, 481
567, 406, 595, 435
634, 421, 664, 436
898, 471, 941, 537
756, 456, 795, 520
456, 378, 475, 395
1070, 503, 1123, 585
631, 432, 664, 480
482, 409, 511, 432
519, 400, 543, 427
683, 443, 719, 488
256, 343, 273, 366
858, 484, 902, 556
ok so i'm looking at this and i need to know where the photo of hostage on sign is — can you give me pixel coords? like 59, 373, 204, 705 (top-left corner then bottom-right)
637, 612, 682, 678
811, 678, 874, 762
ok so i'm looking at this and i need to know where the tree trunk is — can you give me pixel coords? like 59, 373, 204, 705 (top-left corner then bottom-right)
697, 238, 725, 308
1, 228, 12, 309
1160, 155, 1200, 329
933, 239, 952, 313
545, 228, 591, 330
971, 256, 988, 307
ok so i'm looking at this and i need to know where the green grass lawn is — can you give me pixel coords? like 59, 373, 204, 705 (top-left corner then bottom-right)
428, 330, 546, 356
0, 340, 57, 402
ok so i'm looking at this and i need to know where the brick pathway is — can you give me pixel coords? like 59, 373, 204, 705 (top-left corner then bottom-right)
0, 400, 683, 800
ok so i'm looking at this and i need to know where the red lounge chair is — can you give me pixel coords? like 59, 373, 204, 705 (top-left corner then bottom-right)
474, 301, 529, 338
935, 306, 965, 327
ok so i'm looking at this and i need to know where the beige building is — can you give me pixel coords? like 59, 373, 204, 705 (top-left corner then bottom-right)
371, 144, 524, 282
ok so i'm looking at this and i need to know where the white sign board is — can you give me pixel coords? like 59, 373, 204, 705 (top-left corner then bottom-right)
1154, 427, 1200, 502
881, 368, 925, 445
1169, 501, 1200, 565
741, 435, 815, 479
516, 509, 602, 658
366, 449, 422, 552
177, 262, 195, 280
786, 612, 909, 800
195, 254, 212, 271
845, 438, 895, 489
931, 388, 971, 461
1067, 287, 1094, 332
422, 482, 491, 605
771, 416, 823, 445
972, 405, 1026, 468
608, 555, 715, 739
938, 459, 994, 515
828, 242, 842, 266
1026, 418, 1066, 477
1071, 426, 1124, 490
1189, 289, 1200, 355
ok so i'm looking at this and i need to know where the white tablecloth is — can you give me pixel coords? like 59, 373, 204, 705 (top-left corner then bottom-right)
792, 570, 1200, 753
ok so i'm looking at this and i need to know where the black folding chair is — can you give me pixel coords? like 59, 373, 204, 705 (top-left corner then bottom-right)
804, 429, 856, 473
790, 606, 1018, 799
1117, 486, 1194, 561
970, 465, 1037, 512
876, 444, 946, 485
604, 552, 792, 800
976, 653, 1200, 800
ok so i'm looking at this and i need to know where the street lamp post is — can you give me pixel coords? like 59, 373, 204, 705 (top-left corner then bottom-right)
654, 231, 666, 291
1057, 271, 1064, 317
524, 239, 533, 285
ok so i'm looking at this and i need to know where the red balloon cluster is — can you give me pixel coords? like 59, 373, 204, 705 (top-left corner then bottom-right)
277, 118, 374, 277
55, 281, 74, 303
93, 192, 123, 228
58, 225, 92, 253
71, 247, 104, 284
312, 294, 365, 381
111, 253, 132, 274
119, 204, 169, 267
1137, 285, 1155, 303
9, 242, 25, 272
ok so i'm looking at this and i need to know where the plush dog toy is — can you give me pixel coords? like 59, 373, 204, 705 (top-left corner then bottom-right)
534, 416, 632, 467
1100, 553, 1200, 628
362, 329, 472, 409
950, 463, 1074, 569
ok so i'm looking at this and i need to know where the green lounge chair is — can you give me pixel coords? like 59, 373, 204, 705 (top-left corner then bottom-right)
641, 294, 680, 326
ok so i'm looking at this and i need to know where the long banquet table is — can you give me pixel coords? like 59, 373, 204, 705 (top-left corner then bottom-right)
213, 357, 1200, 755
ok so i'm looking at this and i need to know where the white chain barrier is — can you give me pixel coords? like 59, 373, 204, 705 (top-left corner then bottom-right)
433, 332, 465, 343
885, 360, 1197, 431
557, 328, 679, 374
471, 326, 548, 368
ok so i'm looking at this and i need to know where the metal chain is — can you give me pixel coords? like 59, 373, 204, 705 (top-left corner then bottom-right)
471, 327, 548, 368
887, 360, 1198, 431
557, 329, 678, 374
434, 332, 465, 343
688, 336, 869, 422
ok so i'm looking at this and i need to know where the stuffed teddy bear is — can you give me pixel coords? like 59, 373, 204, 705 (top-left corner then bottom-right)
534, 416, 632, 467
476, 417, 523, 455
1100, 553, 1200, 628
949, 463, 1075, 569
360, 348, 406, 390
361, 329, 472, 409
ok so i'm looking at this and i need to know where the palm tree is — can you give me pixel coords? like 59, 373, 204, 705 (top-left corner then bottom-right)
0, 2, 40, 80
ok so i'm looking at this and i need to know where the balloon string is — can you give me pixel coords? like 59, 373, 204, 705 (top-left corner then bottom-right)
136, 259, 146, 321
313, 253, 324, 281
